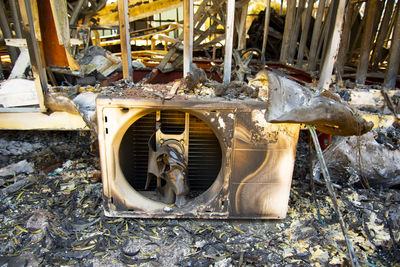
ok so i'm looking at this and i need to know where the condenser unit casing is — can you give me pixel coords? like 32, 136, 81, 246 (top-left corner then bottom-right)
97, 96, 300, 219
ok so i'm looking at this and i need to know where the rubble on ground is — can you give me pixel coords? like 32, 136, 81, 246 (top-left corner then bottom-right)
0, 130, 398, 266
313, 127, 400, 188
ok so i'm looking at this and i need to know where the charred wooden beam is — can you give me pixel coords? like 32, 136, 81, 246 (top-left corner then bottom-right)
318, 0, 347, 90
18, 0, 47, 112
261, 0, 271, 56
288, 0, 306, 64
118, 0, 133, 80
237, 1, 248, 50
356, 0, 378, 85
0, 0, 19, 64
307, 0, 326, 71
296, 0, 315, 68
94, 0, 183, 26
183, 0, 193, 77
223, 0, 235, 85
383, 0, 400, 90
280, 0, 296, 63
69, 0, 86, 26
348, 4, 366, 61
336, 1, 355, 82
10, 0, 23, 38
319, 0, 337, 70
372, 0, 395, 70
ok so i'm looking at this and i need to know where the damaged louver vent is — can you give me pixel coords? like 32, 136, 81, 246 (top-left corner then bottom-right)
119, 111, 221, 193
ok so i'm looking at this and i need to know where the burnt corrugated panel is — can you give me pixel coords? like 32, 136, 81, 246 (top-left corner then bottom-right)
120, 112, 156, 190
160, 110, 185, 134
188, 115, 221, 190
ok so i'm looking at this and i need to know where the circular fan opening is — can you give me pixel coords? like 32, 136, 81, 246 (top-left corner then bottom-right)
119, 110, 222, 203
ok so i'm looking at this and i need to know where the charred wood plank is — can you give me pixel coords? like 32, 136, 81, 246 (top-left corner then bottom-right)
237, 1, 248, 50
223, 0, 235, 84
296, 0, 315, 68
383, 0, 400, 90
261, 0, 271, 55
18, 0, 47, 112
320, 0, 338, 70
118, 0, 133, 80
307, 0, 326, 71
318, 0, 346, 90
288, 0, 306, 64
10, 0, 23, 38
356, 0, 378, 85
0, 0, 19, 64
372, 0, 395, 70
336, 1, 355, 82
280, 0, 296, 63
183, 0, 193, 77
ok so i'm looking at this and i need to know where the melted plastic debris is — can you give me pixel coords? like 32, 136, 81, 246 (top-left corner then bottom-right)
313, 130, 400, 188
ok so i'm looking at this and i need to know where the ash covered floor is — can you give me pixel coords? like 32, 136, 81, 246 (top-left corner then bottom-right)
0, 130, 399, 266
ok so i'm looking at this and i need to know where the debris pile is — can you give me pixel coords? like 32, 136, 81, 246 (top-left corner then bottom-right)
0, 130, 398, 266
313, 125, 400, 188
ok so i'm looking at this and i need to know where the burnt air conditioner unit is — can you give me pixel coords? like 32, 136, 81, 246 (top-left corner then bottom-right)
97, 96, 300, 219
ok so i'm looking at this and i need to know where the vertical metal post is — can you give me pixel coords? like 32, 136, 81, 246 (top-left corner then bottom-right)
183, 0, 193, 77
318, 0, 346, 90
223, 0, 235, 85
261, 0, 271, 56
118, 0, 133, 80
